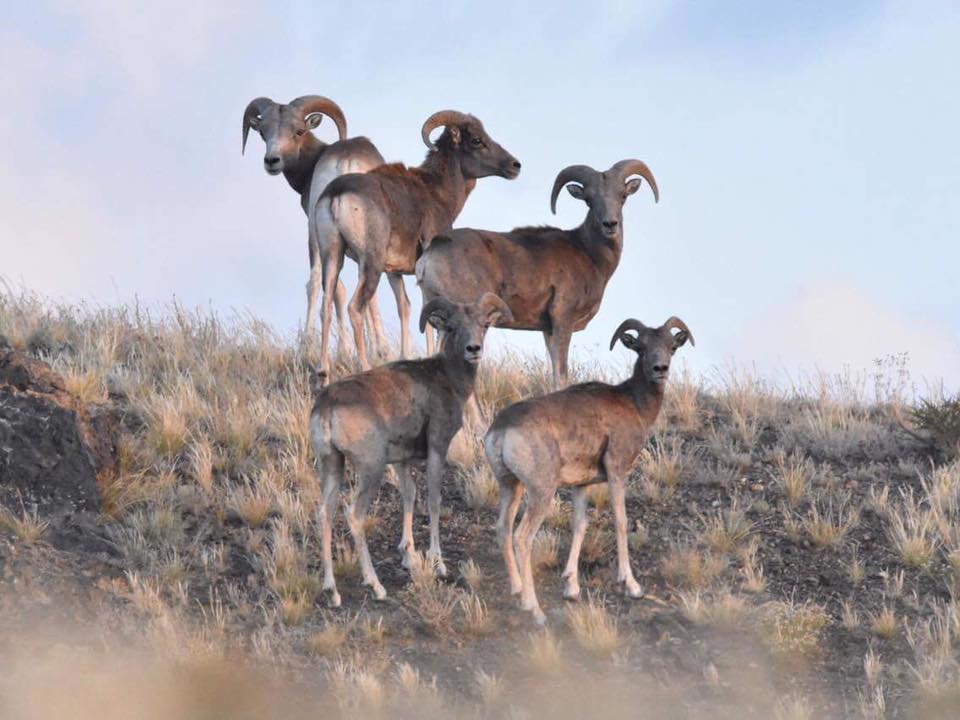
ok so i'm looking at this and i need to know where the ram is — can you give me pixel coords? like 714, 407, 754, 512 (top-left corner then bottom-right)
242, 95, 388, 351
314, 111, 521, 381
309, 293, 513, 605
485, 316, 693, 624
417, 159, 658, 388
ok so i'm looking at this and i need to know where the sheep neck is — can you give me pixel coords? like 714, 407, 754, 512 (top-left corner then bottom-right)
439, 340, 478, 401
573, 218, 623, 276
285, 134, 326, 201
418, 148, 474, 229
620, 359, 665, 420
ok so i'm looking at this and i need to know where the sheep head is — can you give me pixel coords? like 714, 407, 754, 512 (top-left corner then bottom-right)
609, 316, 694, 387
242, 95, 347, 175
421, 110, 521, 181
550, 159, 659, 239
419, 293, 513, 366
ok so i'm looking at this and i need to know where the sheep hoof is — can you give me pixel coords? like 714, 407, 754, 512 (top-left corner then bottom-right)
625, 580, 644, 599
563, 582, 581, 600
532, 609, 547, 627
328, 591, 341, 608
372, 583, 387, 601
509, 580, 522, 596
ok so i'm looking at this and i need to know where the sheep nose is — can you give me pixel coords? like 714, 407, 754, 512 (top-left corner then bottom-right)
653, 364, 669, 374
602, 220, 619, 230
466, 344, 482, 354
265, 155, 281, 167
511, 160, 521, 170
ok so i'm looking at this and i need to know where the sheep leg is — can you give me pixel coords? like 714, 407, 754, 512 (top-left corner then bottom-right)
387, 273, 411, 359
609, 474, 642, 598
424, 447, 448, 577
304, 228, 322, 341
515, 488, 551, 625
365, 296, 390, 360
348, 264, 381, 371
347, 464, 387, 600
397, 464, 418, 570
496, 473, 524, 595
542, 330, 561, 389
334, 280, 349, 337
424, 324, 436, 356
555, 328, 573, 387
317, 451, 344, 608
318, 245, 346, 383
561, 486, 589, 600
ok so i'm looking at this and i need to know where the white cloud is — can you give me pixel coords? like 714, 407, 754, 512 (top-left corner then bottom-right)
730, 280, 960, 390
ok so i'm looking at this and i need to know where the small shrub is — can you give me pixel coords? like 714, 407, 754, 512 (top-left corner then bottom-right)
910, 393, 960, 457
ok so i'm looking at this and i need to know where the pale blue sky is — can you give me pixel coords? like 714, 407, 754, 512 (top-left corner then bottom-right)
2, 1, 957, 389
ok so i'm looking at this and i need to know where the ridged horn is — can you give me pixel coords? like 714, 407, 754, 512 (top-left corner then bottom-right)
477, 292, 514, 326
609, 159, 659, 203
242, 97, 274, 154
421, 110, 471, 149
550, 165, 600, 214
290, 95, 347, 141
419, 297, 458, 333
609, 318, 648, 351
661, 316, 695, 346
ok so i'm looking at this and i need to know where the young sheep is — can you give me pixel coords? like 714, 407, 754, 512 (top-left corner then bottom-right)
309, 293, 513, 606
485, 316, 694, 624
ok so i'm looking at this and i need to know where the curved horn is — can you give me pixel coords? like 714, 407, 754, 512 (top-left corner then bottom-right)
550, 165, 599, 214
609, 318, 648, 351
661, 316, 695, 346
477, 292, 514, 326
290, 95, 347, 141
242, 97, 274, 154
421, 110, 471, 149
609, 159, 659, 203
419, 297, 458, 333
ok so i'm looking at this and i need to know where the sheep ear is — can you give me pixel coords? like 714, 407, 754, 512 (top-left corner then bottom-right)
448, 126, 461, 146
672, 330, 691, 349
304, 112, 323, 129
419, 298, 456, 333
566, 184, 585, 201
624, 178, 642, 196
621, 332, 641, 350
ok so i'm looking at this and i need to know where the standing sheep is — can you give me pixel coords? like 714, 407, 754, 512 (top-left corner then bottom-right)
485, 316, 694, 624
310, 293, 513, 606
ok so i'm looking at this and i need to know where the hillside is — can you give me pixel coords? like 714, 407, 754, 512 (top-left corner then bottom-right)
1, 290, 958, 719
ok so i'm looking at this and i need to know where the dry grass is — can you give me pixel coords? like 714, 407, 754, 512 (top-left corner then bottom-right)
870, 607, 898, 640
775, 450, 811, 508
525, 630, 564, 675
459, 593, 493, 636
638, 436, 686, 501
760, 598, 830, 660
694, 496, 753, 554
887, 488, 939, 568
566, 596, 621, 656
403, 553, 462, 635
663, 542, 727, 590
458, 558, 483, 591
679, 589, 751, 628
801, 494, 859, 549
307, 621, 349, 656
456, 463, 499, 510
531, 529, 561, 572
0, 505, 49, 542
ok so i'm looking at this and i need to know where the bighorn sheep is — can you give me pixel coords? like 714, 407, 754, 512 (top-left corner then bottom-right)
417, 159, 658, 388
485, 316, 694, 624
313, 110, 521, 381
242, 95, 389, 350
309, 293, 514, 605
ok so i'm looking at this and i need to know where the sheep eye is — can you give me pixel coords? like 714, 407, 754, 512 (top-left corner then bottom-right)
470, 137, 483, 147
295, 129, 306, 137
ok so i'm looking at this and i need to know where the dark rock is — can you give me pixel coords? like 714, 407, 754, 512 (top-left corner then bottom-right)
0, 348, 120, 517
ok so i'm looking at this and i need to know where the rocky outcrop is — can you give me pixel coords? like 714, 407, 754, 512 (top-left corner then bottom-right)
0, 349, 118, 516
